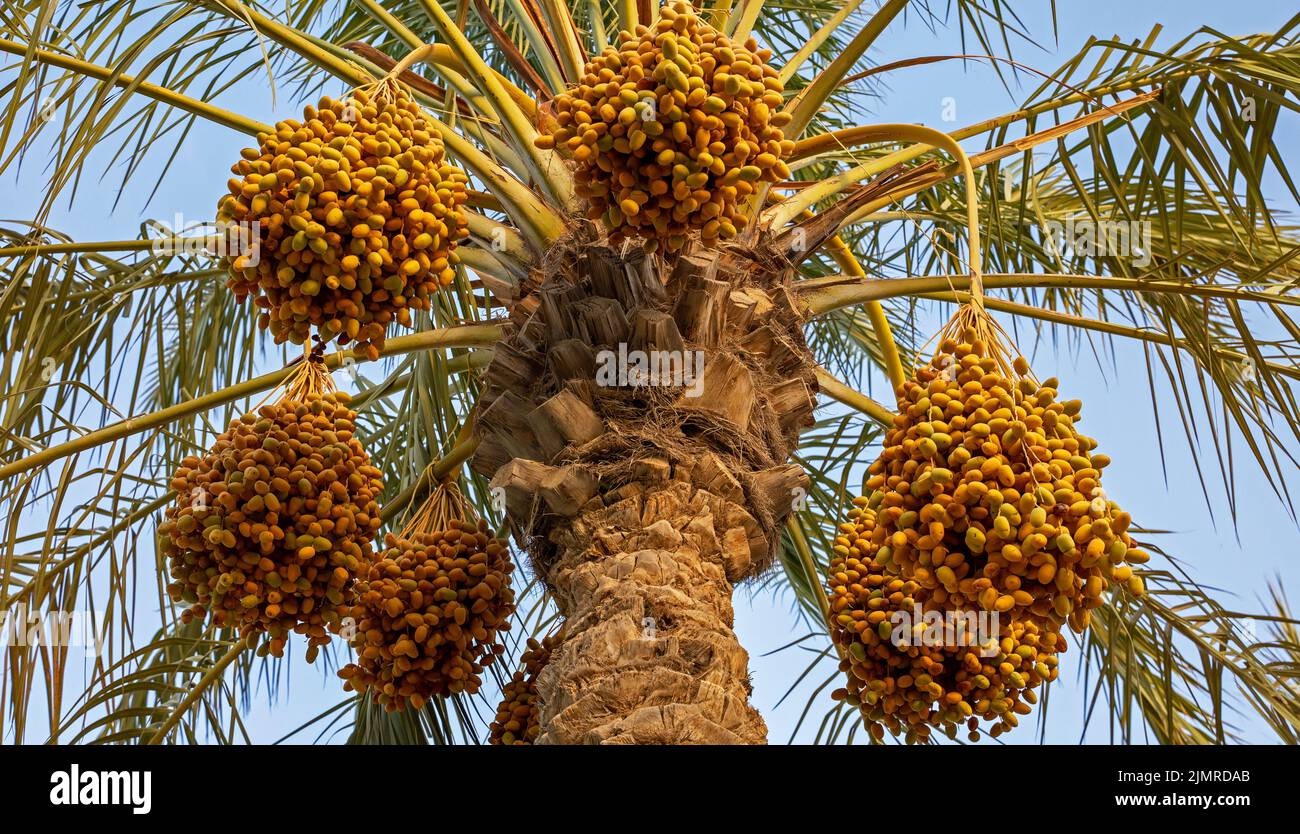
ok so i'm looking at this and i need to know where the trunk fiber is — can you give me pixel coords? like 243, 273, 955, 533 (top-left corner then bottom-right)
534, 477, 766, 743
473, 230, 819, 744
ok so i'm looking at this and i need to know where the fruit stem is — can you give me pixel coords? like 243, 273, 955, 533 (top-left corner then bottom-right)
381, 434, 482, 525
384, 43, 438, 84
824, 123, 985, 303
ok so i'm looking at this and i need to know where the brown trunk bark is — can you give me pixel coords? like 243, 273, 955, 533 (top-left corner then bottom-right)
534, 477, 766, 744
473, 230, 817, 744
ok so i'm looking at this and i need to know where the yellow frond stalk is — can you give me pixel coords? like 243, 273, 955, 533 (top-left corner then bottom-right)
499, 0, 570, 90
618, 0, 641, 38
352, 0, 425, 49
588, 0, 610, 51
0, 324, 503, 483
778, 0, 871, 84
415, 0, 575, 208
813, 367, 896, 427
706, 0, 735, 28
728, 0, 766, 42
800, 273, 1300, 318
536, 0, 589, 80
463, 211, 530, 260
781, 0, 910, 139
823, 234, 907, 390
928, 290, 1300, 383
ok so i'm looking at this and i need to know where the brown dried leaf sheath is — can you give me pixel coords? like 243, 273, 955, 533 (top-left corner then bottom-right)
472, 229, 820, 743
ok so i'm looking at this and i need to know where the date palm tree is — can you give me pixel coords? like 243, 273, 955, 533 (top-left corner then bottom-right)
1, 0, 1298, 744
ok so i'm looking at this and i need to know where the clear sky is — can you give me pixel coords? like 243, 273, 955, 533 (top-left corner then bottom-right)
3, 0, 1296, 744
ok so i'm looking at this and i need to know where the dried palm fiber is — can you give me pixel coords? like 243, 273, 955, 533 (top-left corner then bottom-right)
535, 1, 792, 252
489, 628, 563, 745
218, 58, 470, 360
471, 231, 819, 743
161, 347, 383, 659
829, 500, 1060, 743
339, 480, 516, 710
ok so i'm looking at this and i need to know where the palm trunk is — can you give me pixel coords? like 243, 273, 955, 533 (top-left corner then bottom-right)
472, 232, 817, 744
533, 476, 767, 744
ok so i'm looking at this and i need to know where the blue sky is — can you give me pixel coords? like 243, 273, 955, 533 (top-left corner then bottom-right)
3, 0, 1297, 744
